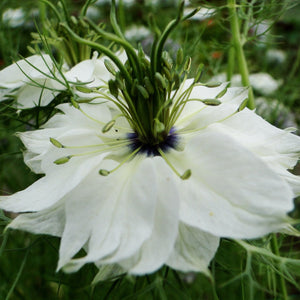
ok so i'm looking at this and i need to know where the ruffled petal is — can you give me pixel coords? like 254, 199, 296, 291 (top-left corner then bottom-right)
169, 126, 294, 238
176, 85, 247, 130
119, 157, 179, 275
166, 223, 219, 274
59, 157, 158, 272
216, 108, 300, 170
7, 201, 65, 237
0, 54, 54, 89
0, 154, 105, 212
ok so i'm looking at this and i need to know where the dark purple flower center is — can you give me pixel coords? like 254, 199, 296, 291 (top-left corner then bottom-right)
128, 128, 179, 157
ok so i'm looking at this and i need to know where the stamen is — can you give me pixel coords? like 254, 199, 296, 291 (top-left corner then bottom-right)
102, 120, 116, 133
50, 137, 65, 148
54, 156, 72, 165
99, 146, 142, 176
157, 148, 191, 180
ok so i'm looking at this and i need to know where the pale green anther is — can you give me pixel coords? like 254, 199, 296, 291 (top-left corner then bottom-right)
183, 57, 192, 72
193, 63, 204, 83
70, 15, 78, 25
71, 97, 80, 109
99, 169, 110, 176
137, 85, 149, 99
79, 18, 89, 29
155, 72, 167, 89
205, 82, 222, 88
108, 80, 119, 98
180, 169, 192, 180
27, 46, 36, 55
144, 76, 154, 94
50, 137, 64, 148
174, 73, 180, 89
216, 87, 228, 99
154, 119, 165, 133
75, 86, 95, 93
131, 79, 138, 96
202, 99, 222, 106
104, 59, 117, 76
162, 52, 173, 70
176, 48, 184, 66
102, 120, 116, 133
162, 66, 172, 82
54, 156, 72, 165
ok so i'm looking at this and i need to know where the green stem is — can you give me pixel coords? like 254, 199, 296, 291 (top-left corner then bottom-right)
271, 234, 289, 300
228, 0, 255, 109
227, 45, 235, 82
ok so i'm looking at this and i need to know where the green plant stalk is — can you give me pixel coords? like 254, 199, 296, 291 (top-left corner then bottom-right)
271, 234, 289, 300
226, 45, 235, 82
228, 0, 255, 109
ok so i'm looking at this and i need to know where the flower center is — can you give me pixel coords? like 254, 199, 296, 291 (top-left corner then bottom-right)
128, 128, 179, 157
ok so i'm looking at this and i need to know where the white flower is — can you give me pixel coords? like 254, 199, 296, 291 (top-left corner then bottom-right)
266, 49, 286, 64
124, 25, 151, 42
0, 52, 127, 108
1, 79, 299, 276
211, 72, 281, 95
2, 8, 25, 28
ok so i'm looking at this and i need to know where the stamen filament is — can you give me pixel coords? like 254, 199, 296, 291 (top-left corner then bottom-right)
99, 146, 142, 176
157, 148, 191, 180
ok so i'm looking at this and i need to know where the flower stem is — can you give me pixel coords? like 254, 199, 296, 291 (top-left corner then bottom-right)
228, 0, 255, 109
271, 234, 288, 300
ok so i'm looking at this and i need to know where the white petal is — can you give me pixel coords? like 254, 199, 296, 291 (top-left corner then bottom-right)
0, 154, 105, 212
170, 127, 294, 238
0, 54, 54, 89
8, 201, 65, 237
217, 108, 300, 170
176, 85, 247, 130
121, 157, 179, 275
166, 223, 219, 274
59, 157, 158, 272
15, 81, 59, 108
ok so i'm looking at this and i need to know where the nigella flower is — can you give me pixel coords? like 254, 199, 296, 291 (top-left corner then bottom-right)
1, 1, 300, 278
1, 76, 300, 275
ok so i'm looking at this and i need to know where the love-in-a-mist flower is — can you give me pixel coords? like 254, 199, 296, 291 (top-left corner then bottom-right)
1, 1, 300, 277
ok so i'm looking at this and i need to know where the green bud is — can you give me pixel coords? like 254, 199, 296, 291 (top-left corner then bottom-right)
155, 72, 167, 90
176, 48, 184, 66
108, 80, 119, 98
54, 156, 72, 165
104, 59, 117, 76
99, 169, 110, 176
137, 85, 150, 99
102, 120, 116, 133
50, 138, 64, 148
180, 169, 192, 180
144, 76, 154, 94
202, 99, 222, 106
